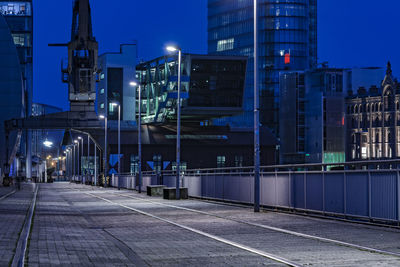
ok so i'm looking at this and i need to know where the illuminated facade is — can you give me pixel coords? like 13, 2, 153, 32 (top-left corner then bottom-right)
346, 63, 400, 161
208, 0, 317, 133
98, 44, 137, 121
136, 54, 247, 124
280, 67, 384, 164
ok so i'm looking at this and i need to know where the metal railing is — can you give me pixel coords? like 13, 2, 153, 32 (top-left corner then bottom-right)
75, 159, 400, 224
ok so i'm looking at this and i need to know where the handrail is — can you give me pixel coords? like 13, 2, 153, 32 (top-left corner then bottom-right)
113, 159, 400, 176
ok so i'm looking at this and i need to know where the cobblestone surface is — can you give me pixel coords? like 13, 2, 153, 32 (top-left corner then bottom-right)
0, 183, 35, 266
22, 183, 400, 266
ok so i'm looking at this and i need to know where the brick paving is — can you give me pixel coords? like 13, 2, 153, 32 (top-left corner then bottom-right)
0, 183, 35, 266
1, 182, 395, 266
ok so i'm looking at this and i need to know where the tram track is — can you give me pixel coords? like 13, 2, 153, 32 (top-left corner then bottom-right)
70, 185, 400, 266
111, 191, 400, 259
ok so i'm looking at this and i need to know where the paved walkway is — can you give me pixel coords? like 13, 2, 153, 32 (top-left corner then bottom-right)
0, 184, 35, 266
2, 182, 400, 266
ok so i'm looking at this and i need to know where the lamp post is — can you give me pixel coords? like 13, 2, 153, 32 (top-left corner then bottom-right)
78, 136, 83, 178
111, 102, 121, 190
74, 139, 79, 182
254, 0, 260, 212
130, 81, 142, 193
166, 45, 182, 200
99, 115, 108, 185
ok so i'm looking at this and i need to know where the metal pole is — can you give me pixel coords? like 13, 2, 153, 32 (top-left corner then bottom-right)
57, 148, 60, 181
105, 117, 108, 185
176, 49, 182, 200
77, 142, 80, 180
118, 104, 121, 190
94, 144, 97, 186
81, 138, 83, 176
88, 134, 90, 179
138, 85, 142, 193
254, 0, 260, 212
73, 145, 76, 179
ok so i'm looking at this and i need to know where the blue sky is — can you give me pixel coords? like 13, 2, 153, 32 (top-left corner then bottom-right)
33, 0, 400, 110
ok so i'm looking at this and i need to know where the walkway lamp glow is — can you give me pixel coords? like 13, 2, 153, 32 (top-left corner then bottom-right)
166, 44, 182, 200
111, 102, 121, 190
43, 140, 53, 148
130, 81, 142, 193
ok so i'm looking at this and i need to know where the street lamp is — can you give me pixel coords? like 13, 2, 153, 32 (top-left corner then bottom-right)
78, 136, 83, 178
111, 102, 121, 190
166, 44, 182, 200
74, 139, 80, 181
130, 81, 142, 193
99, 114, 108, 185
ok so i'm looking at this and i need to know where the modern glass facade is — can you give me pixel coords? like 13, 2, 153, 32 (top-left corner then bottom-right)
0, 1, 33, 118
136, 54, 247, 124
208, 0, 317, 133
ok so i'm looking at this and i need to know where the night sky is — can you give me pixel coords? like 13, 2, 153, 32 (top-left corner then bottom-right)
33, 0, 400, 111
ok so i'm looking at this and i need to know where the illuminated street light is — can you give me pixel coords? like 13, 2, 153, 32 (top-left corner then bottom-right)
130, 81, 142, 193
165, 44, 182, 200
43, 140, 53, 148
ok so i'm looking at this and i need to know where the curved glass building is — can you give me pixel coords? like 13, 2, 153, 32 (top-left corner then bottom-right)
0, 13, 24, 176
208, 0, 317, 133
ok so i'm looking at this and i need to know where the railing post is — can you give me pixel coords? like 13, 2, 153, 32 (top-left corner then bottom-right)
344, 172, 347, 217
368, 170, 372, 219
322, 166, 326, 214
397, 170, 400, 222
304, 172, 307, 210
274, 169, 277, 208
288, 170, 291, 209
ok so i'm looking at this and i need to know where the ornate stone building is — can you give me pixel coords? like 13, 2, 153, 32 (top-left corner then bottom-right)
346, 62, 400, 161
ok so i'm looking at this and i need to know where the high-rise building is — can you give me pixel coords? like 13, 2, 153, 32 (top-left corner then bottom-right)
0, 1, 33, 118
0, 1, 33, 179
0, 13, 25, 180
98, 44, 137, 122
279, 67, 384, 164
208, 0, 317, 133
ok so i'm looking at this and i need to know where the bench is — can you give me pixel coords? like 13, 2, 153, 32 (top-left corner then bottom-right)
147, 185, 165, 197
163, 187, 188, 200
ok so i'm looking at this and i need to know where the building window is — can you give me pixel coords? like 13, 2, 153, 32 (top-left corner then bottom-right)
234, 155, 243, 167
153, 155, 162, 174
0, 2, 31, 16
172, 162, 187, 173
100, 73, 105, 80
130, 155, 139, 175
100, 88, 105, 94
100, 103, 104, 109
12, 33, 31, 47
217, 156, 226, 168
217, 38, 234, 52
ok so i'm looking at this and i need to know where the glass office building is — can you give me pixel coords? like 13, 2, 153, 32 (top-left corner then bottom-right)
0, 1, 33, 117
0, 1, 33, 177
208, 0, 317, 133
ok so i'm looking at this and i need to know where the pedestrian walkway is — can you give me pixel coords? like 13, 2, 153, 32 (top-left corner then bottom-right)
0, 183, 35, 266
2, 182, 400, 266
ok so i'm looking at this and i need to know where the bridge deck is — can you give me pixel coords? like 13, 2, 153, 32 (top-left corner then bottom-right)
1, 182, 400, 266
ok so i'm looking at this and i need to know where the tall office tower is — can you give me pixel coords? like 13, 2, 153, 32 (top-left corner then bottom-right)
0, 1, 33, 118
0, 1, 33, 178
208, 0, 317, 133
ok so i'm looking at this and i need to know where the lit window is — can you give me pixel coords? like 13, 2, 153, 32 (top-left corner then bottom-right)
100, 88, 104, 94
100, 103, 104, 109
100, 73, 105, 80
0, 2, 31, 16
217, 156, 226, 168
217, 38, 234, 52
